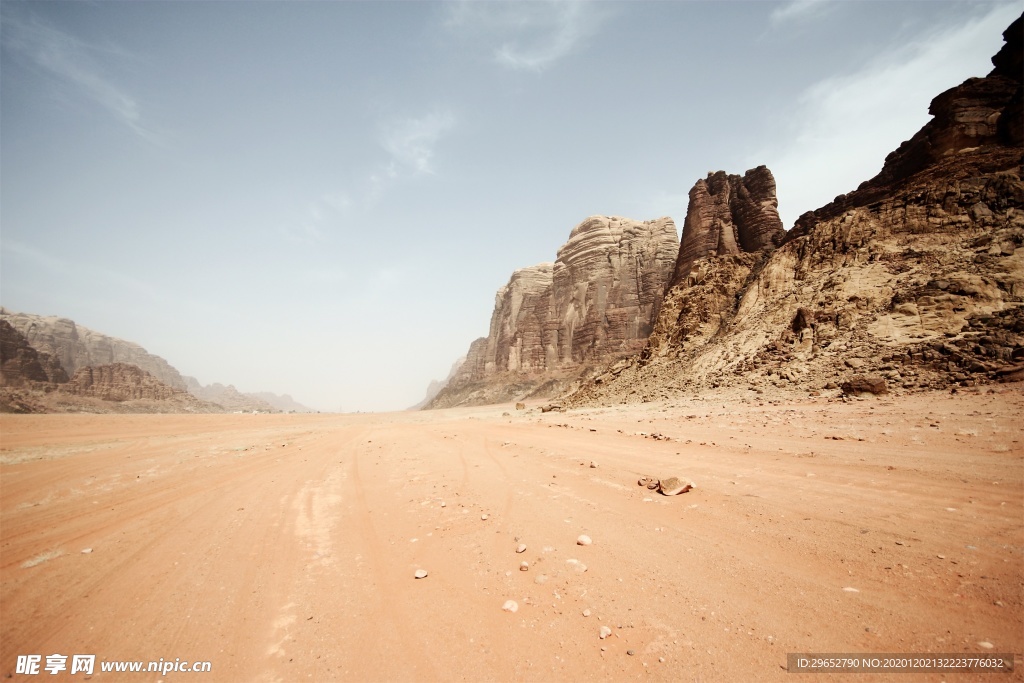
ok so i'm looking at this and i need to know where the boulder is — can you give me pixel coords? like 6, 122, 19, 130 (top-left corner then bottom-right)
841, 376, 889, 396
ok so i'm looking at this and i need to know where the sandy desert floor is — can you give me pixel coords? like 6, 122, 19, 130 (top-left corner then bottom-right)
1, 386, 1022, 682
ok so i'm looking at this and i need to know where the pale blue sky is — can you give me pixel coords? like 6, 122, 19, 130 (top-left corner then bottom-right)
2, 1, 1019, 411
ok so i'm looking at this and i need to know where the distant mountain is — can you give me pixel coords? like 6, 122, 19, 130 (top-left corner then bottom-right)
248, 391, 315, 413
1, 307, 188, 389
1, 320, 220, 413
0, 308, 300, 414
409, 356, 465, 410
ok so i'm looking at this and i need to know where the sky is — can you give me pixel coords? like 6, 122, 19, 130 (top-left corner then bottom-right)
1, 0, 1020, 412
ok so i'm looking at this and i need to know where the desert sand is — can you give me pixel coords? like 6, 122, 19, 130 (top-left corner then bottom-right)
2, 387, 1022, 682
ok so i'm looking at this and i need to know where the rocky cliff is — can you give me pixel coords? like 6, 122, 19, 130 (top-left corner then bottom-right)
0, 320, 69, 386
0, 308, 188, 390
61, 363, 198, 403
671, 166, 784, 288
428, 215, 679, 407
568, 15, 1023, 405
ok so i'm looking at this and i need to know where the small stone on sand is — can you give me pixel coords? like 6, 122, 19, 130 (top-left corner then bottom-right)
516, 543, 527, 553
582, 608, 591, 617
481, 513, 489, 520
520, 561, 529, 571
577, 534, 592, 546
599, 626, 612, 639
842, 586, 859, 593
502, 600, 519, 613
414, 569, 428, 579
627, 649, 635, 656
978, 641, 994, 649
81, 548, 92, 554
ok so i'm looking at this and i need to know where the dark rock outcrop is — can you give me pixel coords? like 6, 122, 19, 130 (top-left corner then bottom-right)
0, 320, 68, 385
789, 14, 1023, 241
671, 166, 784, 287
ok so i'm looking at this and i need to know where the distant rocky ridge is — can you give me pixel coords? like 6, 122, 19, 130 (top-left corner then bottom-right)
567, 14, 1023, 405
427, 215, 679, 408
248, 391, 315, 413
0, 309, 310, 413
1, 307, 187, 390
410, 356, 466, 410
182, 377, 278, 413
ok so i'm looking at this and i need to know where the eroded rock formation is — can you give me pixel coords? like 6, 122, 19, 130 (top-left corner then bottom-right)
428, 215, 679, 407
0, 320, 68, 385
0, 308, 188, 390
62, 363, 193, 402
569, 14, 1024, 405
671, 166, 784, 287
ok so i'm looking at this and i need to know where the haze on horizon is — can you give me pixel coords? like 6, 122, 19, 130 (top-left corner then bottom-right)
1, 0, 1019, 412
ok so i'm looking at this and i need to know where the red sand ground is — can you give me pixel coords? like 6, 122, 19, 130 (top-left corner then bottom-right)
1, 387, 1022, 682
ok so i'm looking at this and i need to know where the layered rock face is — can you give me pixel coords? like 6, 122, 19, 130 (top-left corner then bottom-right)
671, 166, 784, 287
0, 320, 69, 385
428, 216, 679, 408
789, 14, 1023, 239
0, 308, 188, 390
569, 15, 1024, 405
62, 363, 193, 402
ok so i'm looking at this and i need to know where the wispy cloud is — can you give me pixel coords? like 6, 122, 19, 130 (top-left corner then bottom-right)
379, 109, 456, 175
755, 4, 1018, 230
446, 0, 607, 72
282, 109, 455, 243
1, 8, 159, 142
769, 0, 835, 27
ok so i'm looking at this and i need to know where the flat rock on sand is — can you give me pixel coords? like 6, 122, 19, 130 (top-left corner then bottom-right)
658, 476, 693, 495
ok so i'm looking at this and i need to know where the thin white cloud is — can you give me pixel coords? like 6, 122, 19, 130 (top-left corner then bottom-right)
283, 110, 454, 243
770, 0, 835, 27
446, 0, 607, 72
756, 4, 1019, 229
1, 8, 159, 142
380, 110, 456, 174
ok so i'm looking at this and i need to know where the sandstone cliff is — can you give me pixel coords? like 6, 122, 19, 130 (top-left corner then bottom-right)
568, 15, 1023, 405
428, 215, 679, 407
671, 166, 784, 288
0, 320, 69, 386
62, 363, 197, 403
0, 308, 188, 390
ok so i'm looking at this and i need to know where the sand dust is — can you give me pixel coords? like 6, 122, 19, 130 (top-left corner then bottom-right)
2, 387, 1021, 681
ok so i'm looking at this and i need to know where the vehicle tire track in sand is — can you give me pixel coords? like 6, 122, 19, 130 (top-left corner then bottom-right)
336, 446, 438, 680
